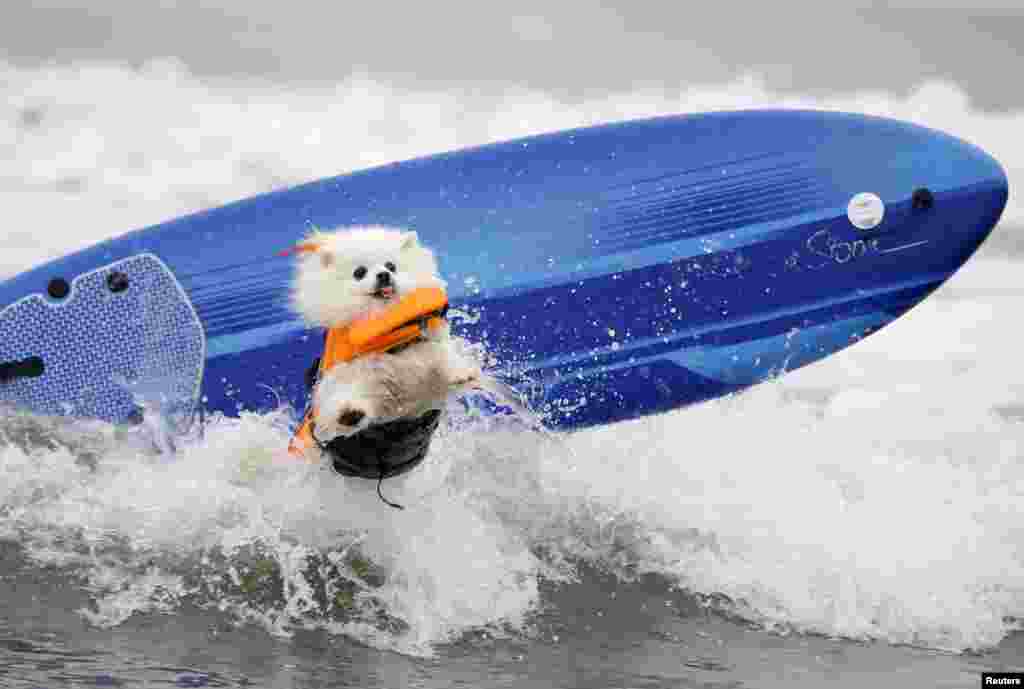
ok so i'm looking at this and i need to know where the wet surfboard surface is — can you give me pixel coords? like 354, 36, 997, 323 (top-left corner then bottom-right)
0, 110, 1009, 430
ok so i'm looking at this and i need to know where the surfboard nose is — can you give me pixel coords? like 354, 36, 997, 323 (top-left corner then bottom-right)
858, 120, 1009, 274
973, 147, 1010, 243
933, 133, 1009, 263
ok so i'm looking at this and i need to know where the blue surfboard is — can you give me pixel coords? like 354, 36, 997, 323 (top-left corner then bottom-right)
0, 110, 1008, 432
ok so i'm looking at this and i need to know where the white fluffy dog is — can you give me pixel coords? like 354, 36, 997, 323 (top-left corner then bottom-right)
290, 226, 482, 441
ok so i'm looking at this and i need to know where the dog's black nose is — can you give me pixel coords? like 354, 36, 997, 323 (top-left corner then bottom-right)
376, 271, 392, 287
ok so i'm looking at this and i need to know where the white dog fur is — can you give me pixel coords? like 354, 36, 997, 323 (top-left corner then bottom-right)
290, 226, 482, 441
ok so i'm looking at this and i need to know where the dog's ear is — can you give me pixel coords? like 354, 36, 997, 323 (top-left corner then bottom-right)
400, 231, 419, 249
279, 237, 325, 258
280, 233, 337, 268
280, 233, 327, 257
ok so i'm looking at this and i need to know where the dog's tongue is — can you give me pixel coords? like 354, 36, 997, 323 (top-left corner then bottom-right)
376, 286, 395, 298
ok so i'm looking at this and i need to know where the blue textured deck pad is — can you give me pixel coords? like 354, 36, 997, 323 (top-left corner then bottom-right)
0, 254, 205, 424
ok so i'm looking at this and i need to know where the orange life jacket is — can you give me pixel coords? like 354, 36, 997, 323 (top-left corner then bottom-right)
288, 286, 449, 456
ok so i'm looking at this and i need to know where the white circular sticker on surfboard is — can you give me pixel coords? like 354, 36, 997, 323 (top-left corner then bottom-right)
847, 192, 885, 230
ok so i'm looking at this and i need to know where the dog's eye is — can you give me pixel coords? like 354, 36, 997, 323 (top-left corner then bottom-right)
353, 266, 367, 280
385, 262, 397, 273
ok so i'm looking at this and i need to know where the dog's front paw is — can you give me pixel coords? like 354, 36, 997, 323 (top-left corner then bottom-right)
338, 407, 367, 428
314, 402, 370, 441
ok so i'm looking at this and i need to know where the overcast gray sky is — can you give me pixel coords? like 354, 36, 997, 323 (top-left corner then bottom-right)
2, 1, 1022, 111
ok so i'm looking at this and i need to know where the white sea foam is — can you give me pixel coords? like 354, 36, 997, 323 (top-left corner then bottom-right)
1, 61, 1022, 655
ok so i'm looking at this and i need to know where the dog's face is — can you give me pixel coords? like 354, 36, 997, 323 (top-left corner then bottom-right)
289, 226, 444, 327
